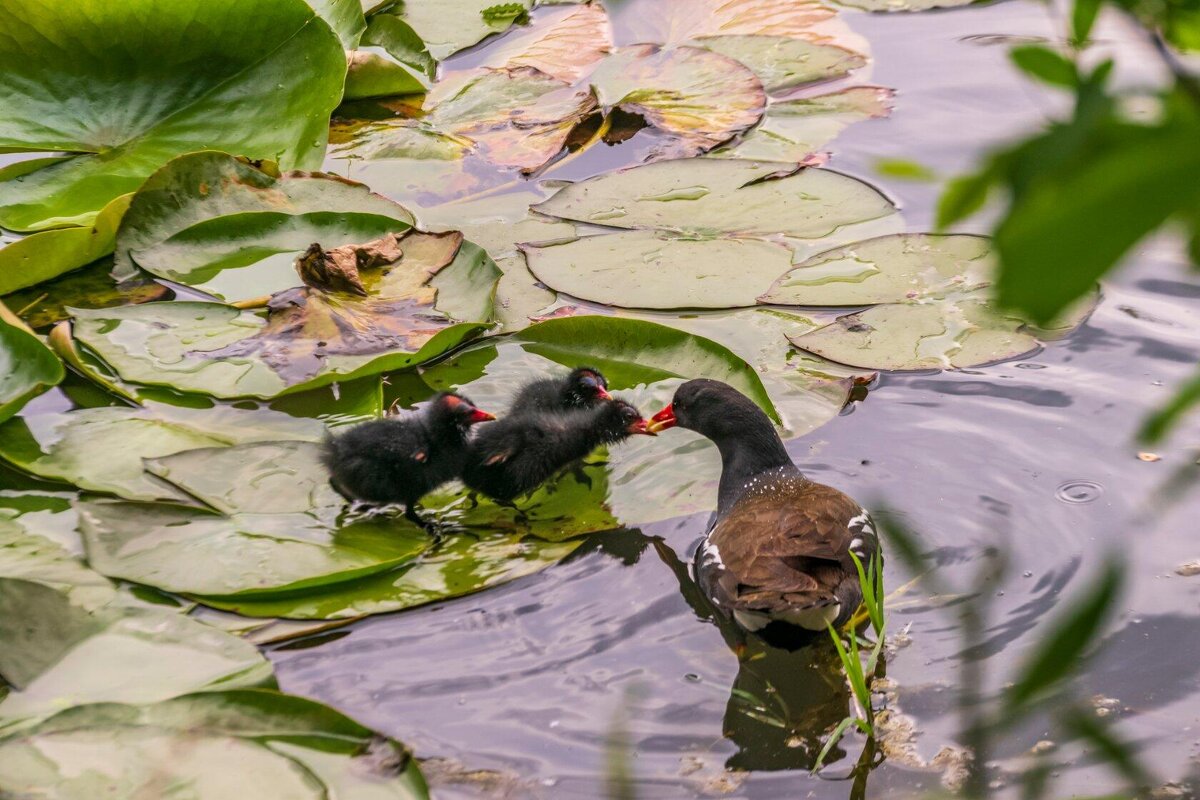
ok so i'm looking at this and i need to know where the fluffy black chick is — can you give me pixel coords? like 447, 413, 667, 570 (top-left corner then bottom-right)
462, 398, 652, 502
322, 392, 495, 523
508, 366, 611, 415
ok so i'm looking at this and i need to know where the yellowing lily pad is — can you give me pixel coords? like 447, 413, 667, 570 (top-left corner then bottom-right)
760, 233, 995, 306
391, 0, 532, 60
588, 45, 766, 159
475, 2, 612, 83
624, 0, 836, 46
71, 230, 500, 399
696, 36, 866, 94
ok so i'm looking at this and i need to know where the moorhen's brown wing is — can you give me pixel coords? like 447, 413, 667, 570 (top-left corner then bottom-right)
700, 475, 876, 630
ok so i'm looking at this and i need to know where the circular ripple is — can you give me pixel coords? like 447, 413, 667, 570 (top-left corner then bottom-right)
1056, 480, 1104, 504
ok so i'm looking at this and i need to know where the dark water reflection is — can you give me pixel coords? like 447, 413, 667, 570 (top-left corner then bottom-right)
272, 0, 1200, 796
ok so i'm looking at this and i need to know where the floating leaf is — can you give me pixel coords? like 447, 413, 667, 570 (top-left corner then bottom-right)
3, 260, 171, 331
0, 195, 132, 295
361, 10, 436, 83
524, 229, 795, 309
0, 303, 63, 426
0, 579, 272, 729
0, 690, 430, 797
588, 45, 766, 159
475, 3, 612, 83
834, 0, 982, 12
760, 233, 995, 306
72, 231, 499, 399
345, 50, 429, 100
0, 0, 347, 231
713, 86, 894, 163
533, 158, 895, 239
112, 152, 415, 298
789, 298, 1042, 370
309, 0, 367, 48
696, 36, 866, 94
391, 0, 532, 60
623, 0, 836, 46
0, 495, 116, 611
0, 404, 323, 504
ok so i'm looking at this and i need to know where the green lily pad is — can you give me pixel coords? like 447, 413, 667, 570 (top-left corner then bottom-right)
533, 159, 896, 239
197, 529, 581, 619
0, 0, 347, 231
0, 195, 132, 295
345, 51, 430, 100
474, 2, 612, 83
760, 233, 995, 306
0, 404, 324, 503
112, 152, 415, 298
712, 86, 894, 164
0, 690, 430, 798
0, 579, 272, 730
588, 45, 766, 159
0, 305, 63, 426
387, 0, 532, 60
72, 231, 500, 399
524, 230, 796, 309
309, 0, 367, 48
361, 9, 436, 85
78, 441, 431, 598
3, 259, 171, 331
695, 36, 866, 94
0, 494, 116, 611
788, 297, 1041, 370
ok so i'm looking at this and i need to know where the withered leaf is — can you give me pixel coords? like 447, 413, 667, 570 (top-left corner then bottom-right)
294, 232, 407, 295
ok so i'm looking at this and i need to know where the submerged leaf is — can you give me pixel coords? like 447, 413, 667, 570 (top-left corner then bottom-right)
534, 158, 895, 238
72, 230, 499, 398
588, 45, 767, 159
112, 152, 415, 297
3, 259, 171, 331
0, 404, 324, 503
0, 0, 347, 231
0, 579, 272, 729
761, 233, 995, 306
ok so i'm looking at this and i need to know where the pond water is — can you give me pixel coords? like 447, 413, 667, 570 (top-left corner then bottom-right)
258, 1, 1200, 798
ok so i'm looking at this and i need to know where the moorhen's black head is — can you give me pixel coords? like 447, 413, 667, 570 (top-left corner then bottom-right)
647, 379, 772, 440
426, 391, 495, 432
593, 398, 654, 441
564, 366, 612, 407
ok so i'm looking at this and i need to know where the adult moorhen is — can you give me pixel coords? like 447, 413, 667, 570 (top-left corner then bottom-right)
323, 391, 495, 523
509, 366, 611, 414
463, 399, 653, 502
647, 379, 878, 632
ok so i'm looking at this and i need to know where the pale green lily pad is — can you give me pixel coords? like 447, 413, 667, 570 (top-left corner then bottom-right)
524, 230, 795, 309
112, 152, 415, 296
713, 86, 895, 164
78, 441, 431, 598
533, 159, 896, 238
0, 579, 272, 730
0, 495, 115, 611
789, 297, 1041, 370
71, 231, 499, 399
0, 195, 132, 295
390, 0, 532, 60
696, 36, 866, 94
0, 0, 347, 231
0, 304, 63, 426
760, 233, 995, 306
0, 690, 428, 798
588, 45, 766, 159
0, 404, 324, 503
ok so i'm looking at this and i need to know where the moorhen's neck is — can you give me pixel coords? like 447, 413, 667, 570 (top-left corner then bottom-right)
710, 418, 799, 518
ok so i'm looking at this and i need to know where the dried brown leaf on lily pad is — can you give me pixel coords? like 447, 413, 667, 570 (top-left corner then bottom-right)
71, 230, 501, 399
294, 232, 407, 295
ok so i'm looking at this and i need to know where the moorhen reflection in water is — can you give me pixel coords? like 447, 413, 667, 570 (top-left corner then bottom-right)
322, 391, 494, 524
463, 398, 653, 502
509, 366, 612, 414
648, 379, 880, 635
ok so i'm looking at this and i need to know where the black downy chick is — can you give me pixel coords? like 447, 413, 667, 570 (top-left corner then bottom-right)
508, 366, 611, 415
462, 399, 652, 502
322, 392, 495, 523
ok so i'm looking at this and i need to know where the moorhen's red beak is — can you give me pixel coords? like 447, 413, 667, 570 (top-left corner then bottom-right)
597, 386, 613, 401
469, 408, 496, 423
647, 404, 676, 434
627, 418, 656, 436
